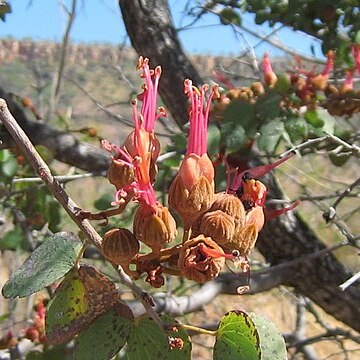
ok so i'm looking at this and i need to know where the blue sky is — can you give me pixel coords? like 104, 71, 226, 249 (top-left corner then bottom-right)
0, 0, 324, 58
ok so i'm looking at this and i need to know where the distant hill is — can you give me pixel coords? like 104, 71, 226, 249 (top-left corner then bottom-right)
0, 38, 291, 144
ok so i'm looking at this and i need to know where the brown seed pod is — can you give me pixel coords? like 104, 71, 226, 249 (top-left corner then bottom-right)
210, 192, 246, 227
133, 204, 177, 253
199, 210, 235, 245
178, 235, 225, 283
223, 223, 258, 256
107, 158, 136, 190
102, 228, 140, 266
250, 82, 265, 96
168, 154, 215, 229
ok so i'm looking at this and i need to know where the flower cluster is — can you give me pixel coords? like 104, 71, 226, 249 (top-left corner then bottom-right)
100, 57, 298, 287
213, 47, 360, 119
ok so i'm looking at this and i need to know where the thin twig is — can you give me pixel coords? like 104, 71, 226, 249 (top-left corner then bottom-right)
50, 0, 78, 113
339, 270, 360, 291
12, 172, 105, 184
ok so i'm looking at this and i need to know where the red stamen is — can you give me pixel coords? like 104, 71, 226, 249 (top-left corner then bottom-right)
199, 243, 237, 260
265, 200, 301, 220
321, 51, 335, 76
229, 152, 295, 193
213, 69, 235, 89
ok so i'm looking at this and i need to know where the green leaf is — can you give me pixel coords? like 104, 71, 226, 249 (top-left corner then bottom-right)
75, 304, 133, 360
1, 154, 18, 178
221, 122, 248, 154
0, 226, 24, 251
223, 100, 256, 134
94, 193, 114, 211
219, 8, 241, 26
207, 123, 221, 157
274, 74, 291, 94
0, 313, 10, 323
329, 152, 351, 167
0, 149, 10, 162
213, 311, 260, 360
257, 120, 285, 153
355, 30, 360, 45
304, 110, 324, 128
255, 92, 282, 120
46, 265, 118, 345
126, 316, 191, 360
284, 117, 308, 142
249, 313, 287, 360
2, 232, 83, 298
0, 1, 11, 22
26, 351, 44, 360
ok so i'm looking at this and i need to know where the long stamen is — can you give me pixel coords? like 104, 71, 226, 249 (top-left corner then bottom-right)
265, 200, 301, 220
199, 243, 237, 260
230, 152, 295, 192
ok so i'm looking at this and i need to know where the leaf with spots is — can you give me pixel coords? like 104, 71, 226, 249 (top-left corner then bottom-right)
213, 311, 261, 360
249, 313, 287, 360
2, 232, 83, 298
75, 302, 134, 360
45, 264, 118, 345
126, 315, 191, 360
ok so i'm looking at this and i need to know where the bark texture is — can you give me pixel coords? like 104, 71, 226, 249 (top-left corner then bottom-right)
119, 0, 360, 332
119, 0, 202, 128
0, 87, 110, 172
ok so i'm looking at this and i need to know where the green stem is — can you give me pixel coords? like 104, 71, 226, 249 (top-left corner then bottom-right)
177, 323, 218, 336
74, 243, 87, 268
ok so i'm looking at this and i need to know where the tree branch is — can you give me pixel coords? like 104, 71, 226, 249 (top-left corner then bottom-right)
118, 0, 360, 333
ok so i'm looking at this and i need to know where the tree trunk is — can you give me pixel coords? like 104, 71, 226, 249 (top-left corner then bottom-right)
119, 0, 360, 332
119, 0, 202, 129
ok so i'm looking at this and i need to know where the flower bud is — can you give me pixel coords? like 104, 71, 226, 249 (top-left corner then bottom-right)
102, 228, 140, 266
133, 204, 177, 253
123, 128, 159, 183
199, 210, 235, 245
107, 159, 136, 190
168, 154, 214, 228
210, 193, 246, 227
245, 206, 265, 232
250, 82, 265, 96
223, 223, 258, 256
178, 235, 225, 283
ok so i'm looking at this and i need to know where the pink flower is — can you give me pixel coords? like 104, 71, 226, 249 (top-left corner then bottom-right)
184, 79, 219, 156
137, 56, 167, 131
262, 53, 277, 86
351, 45, 360, 74
168, 80, 219, 228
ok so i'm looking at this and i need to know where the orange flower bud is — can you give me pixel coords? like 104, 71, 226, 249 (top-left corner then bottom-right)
245, 206, 265, 232
250, 82, 265, 96
133, 204, 177, 253
210, 193, 246, 227
169, 154, 214, 227
102, 228, 140, 266
178, 235, 226, 283
262, 53, 277, 87
107, 158, 136, 190
168, 154, 215, 228
199, 210, 235, 245
223, 223, 258, 256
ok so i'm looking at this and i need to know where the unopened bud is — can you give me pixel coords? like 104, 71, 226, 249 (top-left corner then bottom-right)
199, 210, 235, 245
133, 204, 177, 253
210, 193, 246, 227
224, 223, 258, 256
169, 154, 215, 228
102, 228, 140, 266
108, 159, 136, 190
